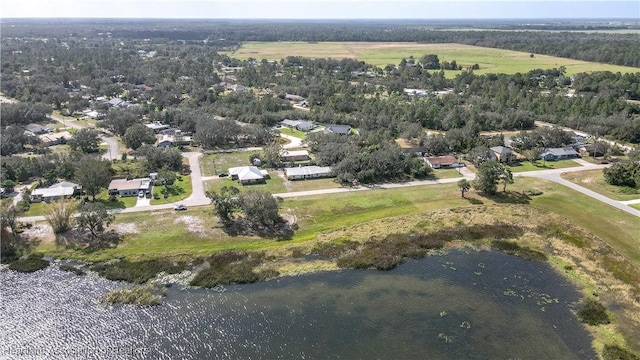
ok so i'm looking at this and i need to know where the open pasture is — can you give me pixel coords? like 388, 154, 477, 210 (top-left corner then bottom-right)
229, 42, 640, 76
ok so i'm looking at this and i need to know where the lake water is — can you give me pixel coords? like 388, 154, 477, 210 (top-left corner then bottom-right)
0, 250, 595, 359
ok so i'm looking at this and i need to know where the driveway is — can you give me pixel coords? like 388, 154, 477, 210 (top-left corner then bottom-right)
280, 133, 304, 149
100, 134, 121, 161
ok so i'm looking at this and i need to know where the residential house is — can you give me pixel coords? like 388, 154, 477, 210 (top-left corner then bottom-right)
540, 147, 580, 161
24, 123, 48, 135
403, 88, 431, 98
324, 124, 351, 135
38, 131, 72, 146
146, 121, 170, 133
30, 181, 81, 203
228, 166, 269, 185
400, 146, 427, 157
156, 132, 191, 148
280, 150, 310, 162
490, 146, 514, 163
108, 178, 153, 197
425, 156, 462, 169
285, 94, 305, 102
227, 84, 246, 92
280, 119, 316, 132
284, 166, 333, 180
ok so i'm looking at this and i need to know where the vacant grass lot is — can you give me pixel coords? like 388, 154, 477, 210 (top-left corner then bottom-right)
561, 169, 640, 201
228, 42, 640, 76
507, 159, 581, 173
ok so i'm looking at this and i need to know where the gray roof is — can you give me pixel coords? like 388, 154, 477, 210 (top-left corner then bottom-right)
541, 147, 579, 157
490, 146, 512, 155
325, 124, 351, 135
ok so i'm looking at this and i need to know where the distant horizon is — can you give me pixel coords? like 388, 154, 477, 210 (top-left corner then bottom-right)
2, 1, 639, 20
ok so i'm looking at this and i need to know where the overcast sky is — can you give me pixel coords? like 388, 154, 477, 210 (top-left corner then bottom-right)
2, 0, 639, 19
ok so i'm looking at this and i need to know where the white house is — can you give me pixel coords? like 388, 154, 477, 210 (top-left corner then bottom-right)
108, 178, 153, 197
284, 166, 333, 180
30, 182, 81, 202
228, 166, 269, 185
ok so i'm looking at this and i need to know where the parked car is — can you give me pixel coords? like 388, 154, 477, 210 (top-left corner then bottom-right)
138, 190, 145, 198
174, 204, 187, 211
218, 173, 228, 177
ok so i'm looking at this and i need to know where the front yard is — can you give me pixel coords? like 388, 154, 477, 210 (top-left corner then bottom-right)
150, 175, 193, 205
507, 159, 581, 173
278, 127, 307, 139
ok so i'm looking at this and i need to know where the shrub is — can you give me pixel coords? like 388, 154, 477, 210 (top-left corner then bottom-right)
577, 298, 610, 326
602, 345, 639, 360
190, 251, 277, 288
101, 284, 166, 306
8, 254, 50, 273
90, 259, 187, 284
59, 265, 86, 276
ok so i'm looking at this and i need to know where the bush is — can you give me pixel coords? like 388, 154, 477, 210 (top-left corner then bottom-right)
8, 254, 50, 273
577, 298, 610, 326
59, 265, 86, 276
90, 259, 187, 284
602, 345, 639, 360
190, 251, 278, 288
492, 240, 548, 262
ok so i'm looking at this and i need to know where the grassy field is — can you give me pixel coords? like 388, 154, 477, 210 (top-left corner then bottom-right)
561, 169, 640, 201
228, 42, 640, 76
34, 177, 639, 268
631, 204, 640, 210
507, 159, 581, 173
200, 152, 257, 177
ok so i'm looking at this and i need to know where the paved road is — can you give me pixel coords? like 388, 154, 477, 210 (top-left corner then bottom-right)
517, 164, 640, 217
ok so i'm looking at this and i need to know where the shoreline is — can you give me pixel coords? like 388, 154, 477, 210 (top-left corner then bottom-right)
7, 204, 639, 357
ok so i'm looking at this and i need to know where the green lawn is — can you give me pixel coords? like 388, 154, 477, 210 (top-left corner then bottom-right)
561, 169, 640, 201
228, 42, 640, 76
507, 159, 580, 173
526, 178, 640, 268
200, 151, 259, 177
630, 203, 640, 210
432, 168, 463, 179
278, 127, 307, 139
150, 175, 193, 205
288, 178, 343, 192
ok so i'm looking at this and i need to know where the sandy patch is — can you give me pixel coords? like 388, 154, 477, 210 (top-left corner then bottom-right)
111, 223, 139, 234
174, 215, 206, 235
21, 224, 55, 243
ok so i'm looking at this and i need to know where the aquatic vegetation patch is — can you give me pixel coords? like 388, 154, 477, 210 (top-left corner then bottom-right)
59, 264, 85, 276
90, 259, 188, 284
101, 284, 166, 306
190, 251, 279, 288
7, 254, 50, 273
491, 240, 548, 262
